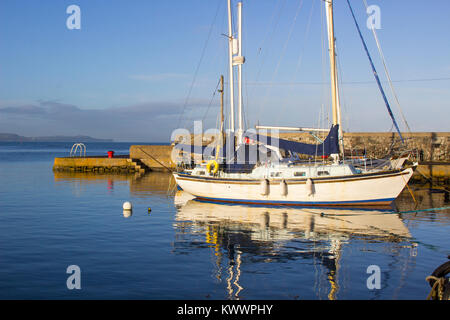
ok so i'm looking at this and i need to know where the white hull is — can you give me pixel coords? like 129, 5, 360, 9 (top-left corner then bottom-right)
174, 168, 414, 207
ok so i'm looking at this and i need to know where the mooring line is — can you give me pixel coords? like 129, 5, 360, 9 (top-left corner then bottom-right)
136, 147, 174, 173
314, 206, 450, 218
396, 206, 450, 215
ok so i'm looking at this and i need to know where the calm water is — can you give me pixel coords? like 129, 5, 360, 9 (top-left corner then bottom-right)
0, 142, 448, 299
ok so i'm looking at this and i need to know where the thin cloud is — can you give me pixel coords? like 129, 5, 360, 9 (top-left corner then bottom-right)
0, 105, 46, 115
0, 99, 218, 142
128, 73, 190, 81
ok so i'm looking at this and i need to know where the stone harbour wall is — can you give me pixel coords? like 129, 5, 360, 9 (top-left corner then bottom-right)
129, 145, 175, 171
279, 132, 449, 161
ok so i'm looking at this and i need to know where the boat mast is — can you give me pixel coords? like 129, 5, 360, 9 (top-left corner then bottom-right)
216, 75, 225, 160
325, 0, 343, 156
219, 75, 225, 138
227, 0, 235, 134
236, 2, 244, 145
226, 0, 245, 145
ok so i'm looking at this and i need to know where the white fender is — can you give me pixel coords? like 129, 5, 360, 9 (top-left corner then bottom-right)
280, 180, 288, 196
260, 179, 269, 196
306, 178, 314, 196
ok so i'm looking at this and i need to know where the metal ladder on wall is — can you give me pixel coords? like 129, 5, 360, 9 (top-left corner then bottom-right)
70, 143, 86, 157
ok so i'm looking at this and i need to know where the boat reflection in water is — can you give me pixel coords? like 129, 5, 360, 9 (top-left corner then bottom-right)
174, 191, 412, 300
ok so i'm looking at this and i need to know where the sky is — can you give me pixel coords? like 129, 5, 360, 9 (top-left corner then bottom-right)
0, 0, 449, 142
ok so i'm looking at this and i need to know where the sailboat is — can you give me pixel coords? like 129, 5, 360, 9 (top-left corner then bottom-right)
172, 0, 416, 207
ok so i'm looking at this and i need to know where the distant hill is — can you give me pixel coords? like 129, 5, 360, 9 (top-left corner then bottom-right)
0, 133, 113, 142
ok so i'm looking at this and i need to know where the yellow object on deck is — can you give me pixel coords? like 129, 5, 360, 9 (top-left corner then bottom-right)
206, 160, 219, 175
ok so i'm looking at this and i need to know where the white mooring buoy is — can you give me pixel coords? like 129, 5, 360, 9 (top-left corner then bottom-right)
123, 201, 133, 218
123, 201, 132, 210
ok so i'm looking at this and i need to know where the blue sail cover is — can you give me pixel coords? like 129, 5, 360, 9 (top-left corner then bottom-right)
244, 125, 340, 157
